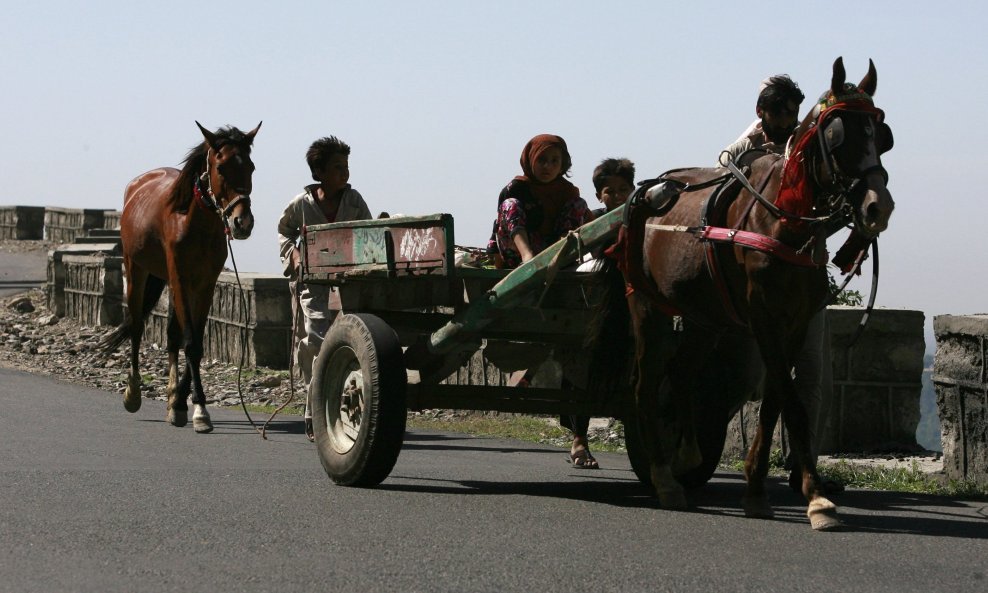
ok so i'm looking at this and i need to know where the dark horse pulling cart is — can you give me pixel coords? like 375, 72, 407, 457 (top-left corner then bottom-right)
300, 208, 647, 487
302, 58, 894, 534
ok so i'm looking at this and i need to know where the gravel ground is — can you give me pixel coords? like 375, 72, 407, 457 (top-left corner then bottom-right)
0, 287, 306, 412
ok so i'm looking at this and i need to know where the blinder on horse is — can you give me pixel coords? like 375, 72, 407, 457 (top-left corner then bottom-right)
819, 113, 892, 156
821, 116, 844, 153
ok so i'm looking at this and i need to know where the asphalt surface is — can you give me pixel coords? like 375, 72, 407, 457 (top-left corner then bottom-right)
0, 367, 986, 593
0, 250, 47, 299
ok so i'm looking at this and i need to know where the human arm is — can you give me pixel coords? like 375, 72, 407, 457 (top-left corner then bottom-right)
718, 120, 761, 167
718, 136, 754, 167
511, 229, 536, 263
277, 198, 303, 277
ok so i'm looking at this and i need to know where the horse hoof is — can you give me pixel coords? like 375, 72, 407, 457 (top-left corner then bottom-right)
167, 408, 188, 427
742, 495, 775, 519
123, 386, 142, 413
193, 405, 213, 434
808, 497, 842, 531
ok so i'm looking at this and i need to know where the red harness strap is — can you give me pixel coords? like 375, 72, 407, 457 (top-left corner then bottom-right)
700, 226, 819, 267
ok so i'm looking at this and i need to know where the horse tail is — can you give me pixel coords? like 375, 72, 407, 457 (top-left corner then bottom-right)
584, 256, 633, 399
99, 275, 167, 353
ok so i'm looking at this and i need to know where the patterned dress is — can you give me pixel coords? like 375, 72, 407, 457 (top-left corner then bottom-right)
487, 179, 592, 269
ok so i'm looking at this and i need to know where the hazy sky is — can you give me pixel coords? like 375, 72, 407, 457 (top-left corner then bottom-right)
4, 1, 986, 349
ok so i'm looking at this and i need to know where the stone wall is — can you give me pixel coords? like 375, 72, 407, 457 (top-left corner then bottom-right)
143, 272, 293, 370
43, 208, 109, 243
47, 243, 122, 317
933, 315, 988, 482
45, 244, 292, 369
0, 206, 45, 240
62, 254, 124, 327
102, 210, 121, 230
723, 307, 925, 458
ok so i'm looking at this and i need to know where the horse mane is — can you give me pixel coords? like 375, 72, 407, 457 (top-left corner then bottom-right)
167, 126, 253, 212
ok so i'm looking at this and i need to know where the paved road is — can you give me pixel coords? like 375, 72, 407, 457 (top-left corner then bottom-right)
1, 367, 986, 593
0, 250, 47, 299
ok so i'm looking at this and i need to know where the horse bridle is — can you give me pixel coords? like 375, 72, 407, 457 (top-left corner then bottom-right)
805, 105, 891, 233
195, 146, 253, 233
716, 104, 889, 243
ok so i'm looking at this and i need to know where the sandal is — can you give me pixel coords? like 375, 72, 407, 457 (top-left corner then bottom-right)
304, 418, 315, 442
569, 448, 600, 469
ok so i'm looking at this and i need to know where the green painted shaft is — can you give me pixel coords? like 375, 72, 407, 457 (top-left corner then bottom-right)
426, 205, 625, 354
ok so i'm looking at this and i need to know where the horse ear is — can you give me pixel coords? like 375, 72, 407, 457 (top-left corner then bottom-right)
831, 57, 846, 97
859, 59, 877, 97
196, 121, 218, 151
246, 121, 262, 144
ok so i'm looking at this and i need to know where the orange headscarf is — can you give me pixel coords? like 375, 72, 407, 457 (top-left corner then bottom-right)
514, 134, 580, 236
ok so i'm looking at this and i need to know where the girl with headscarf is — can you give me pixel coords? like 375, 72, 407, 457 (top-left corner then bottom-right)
486, 134, 593, 268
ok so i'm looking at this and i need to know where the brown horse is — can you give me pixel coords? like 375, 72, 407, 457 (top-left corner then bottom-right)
597, 58, 893, 530
102, 122, 261, 433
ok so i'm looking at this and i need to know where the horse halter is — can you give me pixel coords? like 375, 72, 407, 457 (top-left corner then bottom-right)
194, 145, 253, 235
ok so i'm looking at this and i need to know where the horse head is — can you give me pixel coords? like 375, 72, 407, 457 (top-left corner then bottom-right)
789, 58, 894, 239
195, 121, 262, 240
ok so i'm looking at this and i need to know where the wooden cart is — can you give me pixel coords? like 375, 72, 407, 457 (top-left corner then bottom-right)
301, 208, 676, 487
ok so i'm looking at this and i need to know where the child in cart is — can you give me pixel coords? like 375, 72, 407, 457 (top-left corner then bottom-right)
277, 136, 372, 441
486, 134, 593, 268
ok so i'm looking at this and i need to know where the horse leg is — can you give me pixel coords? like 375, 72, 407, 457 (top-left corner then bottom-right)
186, 297, 214, 434
122, 261, 148, 413
781, 390, 841, 530
165, 306, 189, 427
741, 372, 782, 519
629, 298, 686, 509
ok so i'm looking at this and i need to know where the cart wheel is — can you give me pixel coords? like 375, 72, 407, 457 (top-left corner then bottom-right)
674, 413, 728, 489
310, 313, 406, 487
623, 401, 728, 490
623, 411, 652, 488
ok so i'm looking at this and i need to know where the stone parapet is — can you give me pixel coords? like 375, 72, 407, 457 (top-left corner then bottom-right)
933, 314, 988, 482
143, 272, 292, 370
61, 254, 124, 327
0, 206, 45, 240
43, 208, 107, 243
724, 308, 925, 459
102, 210, 121, 230
47, 243, 122, 317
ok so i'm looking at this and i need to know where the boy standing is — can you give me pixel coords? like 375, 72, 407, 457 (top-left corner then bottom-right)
277, 136, 371, 440
565, 157, 636, 469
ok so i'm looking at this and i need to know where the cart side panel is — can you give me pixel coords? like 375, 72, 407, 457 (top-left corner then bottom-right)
303, 214, 455, 283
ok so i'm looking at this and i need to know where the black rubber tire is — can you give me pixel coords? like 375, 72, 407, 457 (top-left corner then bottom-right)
624, 405, 728, 490
674, 352, 743, 489
623, 410, 653, 488
674, 411, 729, 489
623, 368, 732, 490
310, 313, 407, 487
